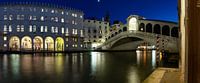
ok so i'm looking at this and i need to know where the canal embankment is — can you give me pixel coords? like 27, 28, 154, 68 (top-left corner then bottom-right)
143, 68, 180, 83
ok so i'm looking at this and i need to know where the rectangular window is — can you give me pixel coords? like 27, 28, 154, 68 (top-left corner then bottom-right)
55, 17, 58, 22
41, 16, 44, 21
29, 25, 32, 32
72, 29, 75, 35
61, 18, 64, 23
51, 26, 55, 33
21, 25, 24, 32
4, 15, 7, 20
55, 27, 58, 33
41, 8, 44, 12
33, 25, 36, 32
80, 30, 83, 37
62, 27, 64, 34
61, 11, 64, 15
3, 36, 7, 41
9, 15, 13, 20
41, 26, 44, 32
65, 28, 69, 36
21, 15, 24, 20
66, 38, 68, 41
9, 25, 12, 32
4, 25, 7, 32
75, 29, 78, 35
72, 20, 75, 24
4, 44, 7, 47
17, 15, 20, 20
17, 25, 20, 32
33, 16, 37, 20
45, 26, 48, 32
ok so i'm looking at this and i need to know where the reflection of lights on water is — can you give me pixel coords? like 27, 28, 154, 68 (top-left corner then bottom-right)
11, 54, 20, 78
91, 52, 98, 73
160, 52, 163, 61
127, 67, 140, 83
91, 52, 103, 75
152, 50, 156, 68
55, 55, 64, 74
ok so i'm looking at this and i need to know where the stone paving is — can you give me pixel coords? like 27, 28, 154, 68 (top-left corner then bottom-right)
143, 68, 181, 83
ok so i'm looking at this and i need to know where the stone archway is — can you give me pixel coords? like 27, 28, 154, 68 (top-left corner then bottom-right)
34, 36, 43, 51
45, 37, 54, 51
55, 37, 64, 51
21, 36, 32, 50
9, 36, 20, 51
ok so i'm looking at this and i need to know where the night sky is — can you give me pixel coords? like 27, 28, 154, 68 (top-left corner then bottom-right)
0, 0, 178, 23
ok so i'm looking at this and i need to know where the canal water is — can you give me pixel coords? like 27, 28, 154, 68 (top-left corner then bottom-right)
0, 50, 164, 83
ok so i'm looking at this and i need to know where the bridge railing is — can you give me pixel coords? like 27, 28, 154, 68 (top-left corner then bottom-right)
97, 30, 178, 48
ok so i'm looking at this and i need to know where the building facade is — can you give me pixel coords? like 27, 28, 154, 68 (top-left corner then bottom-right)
0, 3, 84, 51
83, 19, 110, 49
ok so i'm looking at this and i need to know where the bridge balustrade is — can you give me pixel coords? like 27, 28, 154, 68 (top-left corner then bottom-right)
97, 30, 178, 48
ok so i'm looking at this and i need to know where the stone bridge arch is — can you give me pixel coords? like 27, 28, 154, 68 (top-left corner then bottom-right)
100, 31, 178, 52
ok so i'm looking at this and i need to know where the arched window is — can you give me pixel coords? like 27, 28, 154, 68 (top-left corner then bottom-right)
111, 34, 114, 37
146, 23, 152, 33
153, 24, 161, 34
123, 27, 127, 32
9, 36, 20, 51
139, 23, 145, 32
162, 25, 170, 36
115, 32, 118, 35
171, 27, 179, 37
118, 29, 122, 33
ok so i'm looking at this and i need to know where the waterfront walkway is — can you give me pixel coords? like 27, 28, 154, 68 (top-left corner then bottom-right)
143, 68, 181, 83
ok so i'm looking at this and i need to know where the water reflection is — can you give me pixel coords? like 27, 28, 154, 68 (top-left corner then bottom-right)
0, 51, 156, 83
